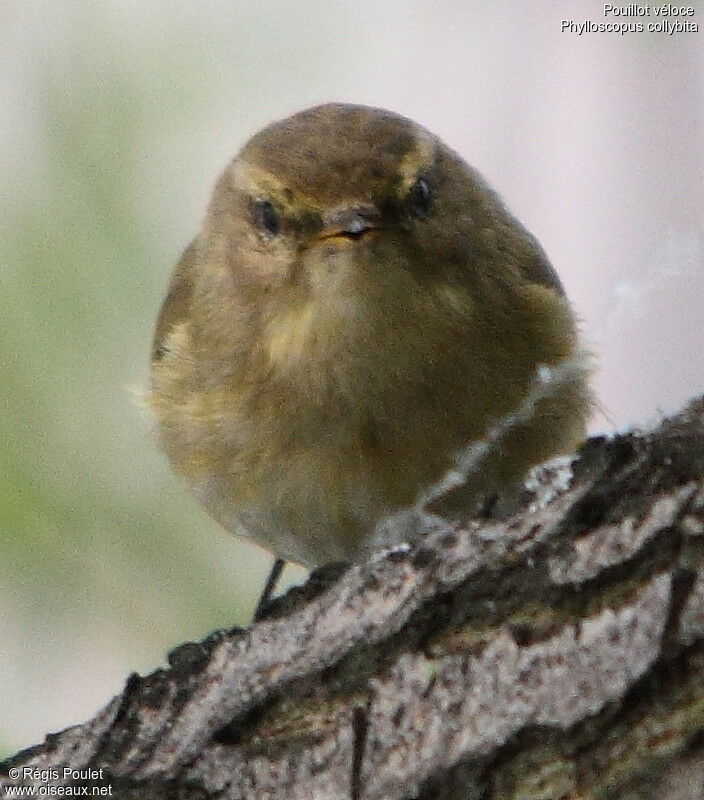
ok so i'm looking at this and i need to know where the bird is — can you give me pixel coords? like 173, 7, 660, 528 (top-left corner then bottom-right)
148, 103, 591, 615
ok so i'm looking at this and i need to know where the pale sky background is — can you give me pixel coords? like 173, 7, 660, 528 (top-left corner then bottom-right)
1, 0, 702, 754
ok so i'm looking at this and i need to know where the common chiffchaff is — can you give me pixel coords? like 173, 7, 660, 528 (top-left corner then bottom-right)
149, 103, 590, 568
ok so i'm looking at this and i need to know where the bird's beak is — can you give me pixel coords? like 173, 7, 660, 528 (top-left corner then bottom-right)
317, 204, 381, 242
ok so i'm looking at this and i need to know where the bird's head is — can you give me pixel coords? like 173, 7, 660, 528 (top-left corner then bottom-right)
191, 104, 561, 373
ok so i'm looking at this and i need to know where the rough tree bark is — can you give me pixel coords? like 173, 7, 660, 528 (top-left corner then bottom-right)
2, 398, 704, 799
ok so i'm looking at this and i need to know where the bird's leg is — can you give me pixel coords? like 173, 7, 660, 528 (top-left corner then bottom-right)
350, 702, 369, 800
252, 557, 285, 622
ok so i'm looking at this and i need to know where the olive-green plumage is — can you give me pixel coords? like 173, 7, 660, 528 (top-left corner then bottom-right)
149, 103, 590, 567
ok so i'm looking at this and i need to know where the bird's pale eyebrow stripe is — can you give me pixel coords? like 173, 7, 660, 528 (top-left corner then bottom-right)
231, 160, 320, 211
397, 132, 436, 189
231, 160, 285, 199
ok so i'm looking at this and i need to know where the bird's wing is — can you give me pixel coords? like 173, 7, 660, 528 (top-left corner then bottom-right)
519, 231, 565, 296
151, 238, 198, 362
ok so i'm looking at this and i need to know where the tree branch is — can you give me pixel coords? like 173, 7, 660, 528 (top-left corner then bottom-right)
3, 397, 704, 799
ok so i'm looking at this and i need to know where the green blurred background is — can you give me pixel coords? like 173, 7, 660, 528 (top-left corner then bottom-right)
1, 0, 702, 755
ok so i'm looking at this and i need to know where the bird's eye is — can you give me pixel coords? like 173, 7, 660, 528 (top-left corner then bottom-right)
408, 176, 432, 217
253, 200, 281, 236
